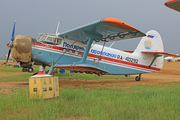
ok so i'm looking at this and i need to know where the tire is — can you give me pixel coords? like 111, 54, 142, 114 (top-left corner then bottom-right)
135, 76, 140, 81
22, 68, 27, 72
28, 68, 33, 73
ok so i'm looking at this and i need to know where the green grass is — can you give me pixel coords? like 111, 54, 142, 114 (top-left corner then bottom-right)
1, 65, 180, 119
0, 66, 133, 82
0, 83, 180, 119
0, 67, 23, 72
0, 66, 40, 72
0, 74, 32, 82
0, 72, 133, 82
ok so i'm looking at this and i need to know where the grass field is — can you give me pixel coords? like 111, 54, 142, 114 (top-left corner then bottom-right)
0, 66, 133, 82
1, 64, 180, 119
1, 83, 180, 119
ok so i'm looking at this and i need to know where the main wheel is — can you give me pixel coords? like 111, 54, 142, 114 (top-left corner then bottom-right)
22, 68, 27, 72
135, 76, 140, 81
28, 68, 33, 73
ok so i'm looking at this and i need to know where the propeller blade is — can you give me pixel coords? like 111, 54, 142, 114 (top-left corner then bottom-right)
6, 49, 11, 64
11, 20, 16, 41
6, 20, 16, 64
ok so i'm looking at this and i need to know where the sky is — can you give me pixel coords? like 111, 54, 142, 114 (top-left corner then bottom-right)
0, 0, 180, 57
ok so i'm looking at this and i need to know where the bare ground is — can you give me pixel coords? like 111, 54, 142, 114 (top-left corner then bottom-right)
0, 62, 180, 89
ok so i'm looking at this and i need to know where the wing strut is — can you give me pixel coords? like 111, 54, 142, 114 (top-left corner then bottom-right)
148, 54, 161, 68
74, 31, 102, 65
97, 41, 106, 67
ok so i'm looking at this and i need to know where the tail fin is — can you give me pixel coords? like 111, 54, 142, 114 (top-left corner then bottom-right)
134, 30, 164, 70
134, 30, 164, 53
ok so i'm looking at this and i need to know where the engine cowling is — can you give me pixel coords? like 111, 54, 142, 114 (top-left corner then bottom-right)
11, 35, 32, 63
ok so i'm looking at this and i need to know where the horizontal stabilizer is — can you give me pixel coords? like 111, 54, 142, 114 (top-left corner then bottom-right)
141, 51, 180, 57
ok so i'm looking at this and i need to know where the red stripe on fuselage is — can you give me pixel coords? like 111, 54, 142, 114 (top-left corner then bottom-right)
32, 42, 161, 71
87, 54, 160, 71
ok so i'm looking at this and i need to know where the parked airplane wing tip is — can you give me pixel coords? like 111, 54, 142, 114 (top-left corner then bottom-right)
165, 0, 180, 12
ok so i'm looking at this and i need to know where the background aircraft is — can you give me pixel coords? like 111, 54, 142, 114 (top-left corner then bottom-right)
6, 18, 180, 81
165, 0, 180, 12
164, 56, 180, 61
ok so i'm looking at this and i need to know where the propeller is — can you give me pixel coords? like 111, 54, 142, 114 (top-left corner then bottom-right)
6, 20, 16, 64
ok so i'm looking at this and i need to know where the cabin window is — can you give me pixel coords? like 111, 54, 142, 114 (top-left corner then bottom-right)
39, 35, 47, 41
75, 51, 79, 55
36, 35, 41, 40
56, 38, 61, 44
46, 37, 53, 42
36, 34, 62, 45
69, 50, 73, 54
62, 48, 67, 52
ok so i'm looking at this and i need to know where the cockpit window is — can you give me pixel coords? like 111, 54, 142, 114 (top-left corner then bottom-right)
46, 37, 53, 42
56, 38, 61, 44
36, 34, 61, 45
36, 35, 41, 40
40, 36, 47, 41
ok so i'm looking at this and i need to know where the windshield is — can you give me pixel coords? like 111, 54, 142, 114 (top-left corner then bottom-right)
36, 34, 61, 45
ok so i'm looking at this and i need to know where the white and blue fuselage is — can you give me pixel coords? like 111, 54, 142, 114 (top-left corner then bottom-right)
31, 33, 162, 75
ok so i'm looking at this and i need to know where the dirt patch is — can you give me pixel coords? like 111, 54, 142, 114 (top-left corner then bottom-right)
0, 62, 180, 89
0, 72, 25, 76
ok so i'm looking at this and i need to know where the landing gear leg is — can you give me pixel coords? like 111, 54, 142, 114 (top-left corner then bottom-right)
48, 66, 54, 75
135, 74, 141, 81
42, 65, 46, 73
22, 67, 28, 72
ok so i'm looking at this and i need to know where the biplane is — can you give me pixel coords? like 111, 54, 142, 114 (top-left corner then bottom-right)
6, 18, 179, 81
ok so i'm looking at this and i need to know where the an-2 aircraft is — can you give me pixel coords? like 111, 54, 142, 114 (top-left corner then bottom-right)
6, 18, 180, 81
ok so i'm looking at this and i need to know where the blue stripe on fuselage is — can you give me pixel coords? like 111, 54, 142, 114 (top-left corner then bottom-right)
31, 47, 147, 75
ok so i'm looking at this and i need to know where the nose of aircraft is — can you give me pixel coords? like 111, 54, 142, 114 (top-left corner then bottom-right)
6, 42, 10, 47
10, 35, 32, 63
6, 20, 32, 64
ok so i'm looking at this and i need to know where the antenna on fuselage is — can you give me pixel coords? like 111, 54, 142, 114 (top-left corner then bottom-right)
55, 21, 62, 37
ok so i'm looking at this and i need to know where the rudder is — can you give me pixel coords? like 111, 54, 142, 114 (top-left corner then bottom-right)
134, 30, 164, 70
134, 30, 164, 53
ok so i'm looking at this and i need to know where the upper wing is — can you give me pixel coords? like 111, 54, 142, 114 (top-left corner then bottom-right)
165, 0, 180, 12
141, 51, 180, 57
58, 18, 145, 44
